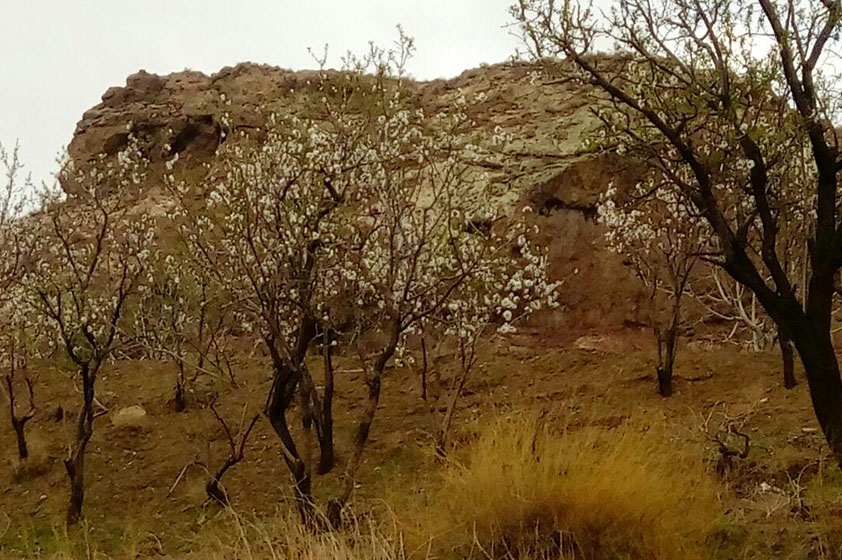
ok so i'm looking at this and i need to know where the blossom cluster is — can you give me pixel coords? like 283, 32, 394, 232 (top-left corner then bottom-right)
597, 178, 708, 295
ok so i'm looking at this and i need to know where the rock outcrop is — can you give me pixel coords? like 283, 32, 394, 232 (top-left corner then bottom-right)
66, 61, 650, 331
68, 61, 618, 207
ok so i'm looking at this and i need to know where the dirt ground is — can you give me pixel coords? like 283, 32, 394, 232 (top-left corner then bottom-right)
1, 327, 840, 558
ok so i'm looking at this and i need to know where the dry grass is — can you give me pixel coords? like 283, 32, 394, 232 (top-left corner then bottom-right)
15, 511, 411, 560
405, 415, 723, 559
187, 510, 408, 560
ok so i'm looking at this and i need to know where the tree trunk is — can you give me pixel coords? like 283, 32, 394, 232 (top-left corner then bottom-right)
197, 290, 207, 373
65, 364, 95, 526
174, 376, 186, 413
327, 345, 391, 528
655, 290, 682, 398
436, 357, 472, 457
298, 365, 335, 476
267, 404, 315, 523
205, 407, 259, 506
205, 472, 228, 505
290, 324, 336, 476
205, 457, 240, 505
656, 365, 673, 397
290, 459, 314, 524
779, 325, 796, 389
65, 451, 86, 526
264, 359, 316, 524
436, 380, 466, 457
791, 330, 842, 467
12, 420, 28, 460
5, 374, 35, 460
319, 336, 335, 474
420, 336, 428, 401
655, 324, 677, 397
344, 369, 382, 490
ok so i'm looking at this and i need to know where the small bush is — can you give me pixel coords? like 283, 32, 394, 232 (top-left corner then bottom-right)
409, 416, 722, 559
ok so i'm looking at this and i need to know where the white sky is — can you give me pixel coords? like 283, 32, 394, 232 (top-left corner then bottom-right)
0, 0, 520, 185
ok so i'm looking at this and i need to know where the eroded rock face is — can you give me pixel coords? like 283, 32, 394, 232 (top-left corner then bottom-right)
65, 64, 358, 195
65, 61, 650, 329
67, 61, 614, 196
68, 69, 222, 174
101, 70, 167, 107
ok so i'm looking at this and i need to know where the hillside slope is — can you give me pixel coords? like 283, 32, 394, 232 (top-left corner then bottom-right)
3, 62, 839, 560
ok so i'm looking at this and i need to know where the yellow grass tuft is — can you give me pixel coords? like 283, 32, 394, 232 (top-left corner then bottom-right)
407, 415, 723, 559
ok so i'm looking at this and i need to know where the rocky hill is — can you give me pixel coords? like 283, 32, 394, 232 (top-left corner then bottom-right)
66, 61, 650, 339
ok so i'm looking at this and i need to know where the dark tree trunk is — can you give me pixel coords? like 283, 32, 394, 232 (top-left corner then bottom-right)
420, 336, 428, 401
261, 316, 321, 524
327, 324, 398, 527
65, 364, 95, 526
655, 324, 677, 398
318, 335, 335, 474
436, 367, 469, 457
317, 417, 334, 475
327, 370, 382, 527
791, 329, 842, 467
733, 269, 842, 470
174, 377, 186, 412
264, 357, 316, 524
267, 398, 315, 523
651, 279, 684, 398
205, 403, 259, 506
196, 285, 208, 373
5, 373, 35, 461
779, 326, 796, 389
290, 460, 314, 524
206, 445, 237, 505
66, 454, 86, 526
295, 326, 336, 476
299, 367, 335, 476
205, 475, 228, 505
656, 366, 673, 397
787, 254, 842, 467
436, 338, 478, 458
13, 421, 28, 459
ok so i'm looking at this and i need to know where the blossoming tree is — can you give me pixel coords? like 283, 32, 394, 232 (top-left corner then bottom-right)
133, 252, 236, 411
432, 213, 559, 455
322, 105, 559, 522
512, 0, 842, 464
598, 181, 707, 396
0, 142, 37, 461
25, 137, 154, 525
170, 37, 558, 524
169, 101, 377, 519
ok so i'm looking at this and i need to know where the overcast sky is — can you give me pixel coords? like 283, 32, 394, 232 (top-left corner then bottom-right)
0, 1, 520, 185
